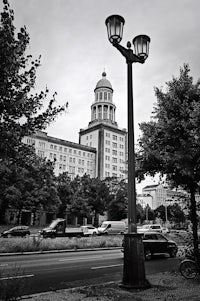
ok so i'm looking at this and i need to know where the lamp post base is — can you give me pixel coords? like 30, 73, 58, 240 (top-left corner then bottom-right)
120, 233, 150, 289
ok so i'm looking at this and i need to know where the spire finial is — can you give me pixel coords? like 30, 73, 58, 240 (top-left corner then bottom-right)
102, 68, 106, 77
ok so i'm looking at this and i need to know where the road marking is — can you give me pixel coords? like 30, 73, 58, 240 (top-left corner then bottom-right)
59, 255, 102, 262
0, 274, 34, 281
91, 264, 123, 270
0, 264, 8, 267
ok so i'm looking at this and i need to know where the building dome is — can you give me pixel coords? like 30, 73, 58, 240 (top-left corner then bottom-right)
94, 72, 113, 91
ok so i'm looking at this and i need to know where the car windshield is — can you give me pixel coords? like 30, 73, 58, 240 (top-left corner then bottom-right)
151, 226, 160, 229
100, 224, 108, 228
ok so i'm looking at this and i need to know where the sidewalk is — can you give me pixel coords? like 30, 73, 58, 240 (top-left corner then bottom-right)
22, 271, 200, 301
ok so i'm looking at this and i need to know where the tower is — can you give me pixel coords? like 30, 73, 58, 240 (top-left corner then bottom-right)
79, 72, 127, 180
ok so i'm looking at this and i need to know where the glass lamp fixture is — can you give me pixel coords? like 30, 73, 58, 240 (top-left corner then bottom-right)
105, 15, 125, 44
132, 35, 150, 60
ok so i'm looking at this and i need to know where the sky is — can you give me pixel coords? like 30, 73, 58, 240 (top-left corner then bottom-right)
2, 0, 200, 192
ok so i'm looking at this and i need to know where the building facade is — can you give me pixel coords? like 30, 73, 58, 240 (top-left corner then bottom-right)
79, 72, 127, 180
23, 72, 127, 181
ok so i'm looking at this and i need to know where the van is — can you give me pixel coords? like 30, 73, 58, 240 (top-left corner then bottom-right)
97, 221, 126, 235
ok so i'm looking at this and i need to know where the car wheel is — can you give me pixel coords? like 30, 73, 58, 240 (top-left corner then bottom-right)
169, 249, 177, 258
144, 249, 152, 261
92, 232, 97, 236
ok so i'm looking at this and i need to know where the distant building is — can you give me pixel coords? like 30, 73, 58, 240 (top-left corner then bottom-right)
23, 71, 127, 180
79, 72, 127, 180
22, 131, 96, 179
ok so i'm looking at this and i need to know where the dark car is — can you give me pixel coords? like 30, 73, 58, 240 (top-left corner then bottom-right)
122, 231, 178, 260
1, 226, 30, 238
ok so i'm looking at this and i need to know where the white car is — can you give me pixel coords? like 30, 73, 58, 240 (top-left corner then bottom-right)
81, 226, 98, 236
138, 224, 163, 233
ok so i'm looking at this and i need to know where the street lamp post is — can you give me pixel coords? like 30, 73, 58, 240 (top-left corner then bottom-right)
105, 15, 150, 288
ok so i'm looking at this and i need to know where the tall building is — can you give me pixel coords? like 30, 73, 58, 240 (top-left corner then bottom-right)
23, 71, 127, 180
79, 72, 127, 180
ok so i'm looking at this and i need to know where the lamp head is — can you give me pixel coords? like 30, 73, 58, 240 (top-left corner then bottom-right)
132, 35, 151, 60
105, 15, 125, 44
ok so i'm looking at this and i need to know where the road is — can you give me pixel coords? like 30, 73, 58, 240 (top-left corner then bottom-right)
0, 249, 180, 296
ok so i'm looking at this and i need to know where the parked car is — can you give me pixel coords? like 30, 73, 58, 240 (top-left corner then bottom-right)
122, 231, 178, 260
80, 225, 98, 236
137, 224, 163, 233
1, 226, 30, 238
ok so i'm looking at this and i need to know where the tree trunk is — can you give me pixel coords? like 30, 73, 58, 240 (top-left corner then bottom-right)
190, 185, 199, 263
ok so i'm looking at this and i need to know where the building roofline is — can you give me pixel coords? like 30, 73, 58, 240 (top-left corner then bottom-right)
32, 131, 96, 153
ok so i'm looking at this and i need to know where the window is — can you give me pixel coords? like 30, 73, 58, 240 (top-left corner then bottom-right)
82, 160, 84, 165
59, 146, 62, 151
69, 149, 72, 154
120, 144, 124, 149
64, 148, 67, 153
54, 145, 57, 150
79, 151, 81, 155
112, 150, 117, 155
74, 150, 76, 154
90, 134, 92, 139
104, 92, 107, 100
112, 165, 117, 171
105, 148, 110, 153
53, 154, 56, 159
106, 132, 110, 138
39, 141, 45, 149
100, 92, 102, 100
83, 152, 85, 156
120, 151, 124, 156
73, 158, 75, 163
60, 155, 63, 161
113, 135, 117, 141
38, 150, 45, 158
112, 157, 117, 163
79, 159, 81, 164
50, 144, 53, 149
105, 171, 110, 177
112, 142, 117, 148
106, 140, 110, 145
69, 157, 72, 163
105, 163, 110, 168
63, 156, 66, 162
105, 156, 110, 161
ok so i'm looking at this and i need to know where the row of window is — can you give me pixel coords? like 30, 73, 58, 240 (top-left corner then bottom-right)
105, 156, 124, 162
50, 144, 94, 158
68, 166, 93, 176
105, 133, 124, 142
96, 91, 111, 101
105, 172, 124, 179
105, 148, 124, 156
105, 140, 124, 149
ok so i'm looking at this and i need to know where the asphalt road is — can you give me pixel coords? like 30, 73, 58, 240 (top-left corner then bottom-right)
0, 249, 180, 296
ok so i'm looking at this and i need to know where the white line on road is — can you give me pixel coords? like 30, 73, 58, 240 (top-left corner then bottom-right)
59, 255, 102, 262
0, 264, 8, 267
0, 274, 34, 281
91, 264, 123, 270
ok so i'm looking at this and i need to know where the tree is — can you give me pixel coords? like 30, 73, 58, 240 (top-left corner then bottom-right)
137, 64, 200, 262
0, 0, 66, 222
107, 179, 128, 221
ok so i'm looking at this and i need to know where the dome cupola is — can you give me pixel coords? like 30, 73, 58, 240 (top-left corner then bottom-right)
94, 72, 113, 92
89, 71, 117, 128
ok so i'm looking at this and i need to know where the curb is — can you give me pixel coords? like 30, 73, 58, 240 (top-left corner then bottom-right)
0, 246, 122, 256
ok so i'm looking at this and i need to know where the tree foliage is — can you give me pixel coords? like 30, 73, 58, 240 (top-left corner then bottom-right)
0, 0, 66, 222
137, 64, 200, 261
